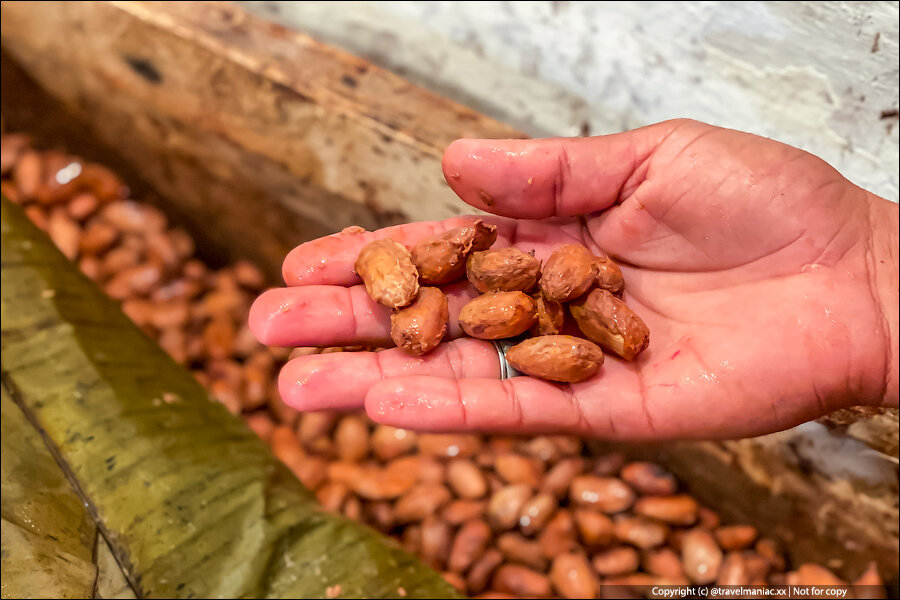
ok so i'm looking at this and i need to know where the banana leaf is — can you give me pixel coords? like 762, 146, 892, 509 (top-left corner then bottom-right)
1, 386, 102, 599
1, 196, 460, 599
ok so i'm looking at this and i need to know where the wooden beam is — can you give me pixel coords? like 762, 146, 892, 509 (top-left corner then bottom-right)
818, 406, 898, 458
0, 0, 521, 276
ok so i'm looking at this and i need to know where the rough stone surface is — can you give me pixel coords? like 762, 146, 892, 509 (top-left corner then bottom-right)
240, 0, 899, 201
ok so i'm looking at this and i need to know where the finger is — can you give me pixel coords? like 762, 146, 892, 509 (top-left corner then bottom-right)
278, 339, 500, 411
361, 368, 685, 439
441, 120, 677, 219
361, 334, 661, 435
364, 329, 819, 440
365, 375, 592, 434
248, 281, 479, 347
282, 216, 517, 286
361, 347, 682, 438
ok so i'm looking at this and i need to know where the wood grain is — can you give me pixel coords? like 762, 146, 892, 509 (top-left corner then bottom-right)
0, 0, 521, 277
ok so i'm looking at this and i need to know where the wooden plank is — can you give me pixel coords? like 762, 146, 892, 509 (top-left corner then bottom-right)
2, 0, 896, 581
0, 0, 521, 276
818, 406, 899, 458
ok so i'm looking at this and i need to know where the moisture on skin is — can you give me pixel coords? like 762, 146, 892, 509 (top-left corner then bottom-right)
391, 287, 449, 356
411, 220, 497, 285
539, 244, 599, 302
570, 288, 650, 361
354, 238, 419, 309
466, 247, 541, 293
506, 335, 605, 383
458, 291, 537, 339
532, 294, 565, 336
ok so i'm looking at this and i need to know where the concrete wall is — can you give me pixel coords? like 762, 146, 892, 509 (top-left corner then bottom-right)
239, 1, 899, 201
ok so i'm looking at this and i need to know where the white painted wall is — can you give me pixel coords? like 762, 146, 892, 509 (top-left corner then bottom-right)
239, 1, 899, 201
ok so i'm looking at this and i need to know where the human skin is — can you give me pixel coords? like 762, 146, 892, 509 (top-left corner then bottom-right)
249, 119, 899, 440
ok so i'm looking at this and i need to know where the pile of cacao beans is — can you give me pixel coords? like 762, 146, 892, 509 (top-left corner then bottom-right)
1, 133, 886, 599
355, 219, 648, 383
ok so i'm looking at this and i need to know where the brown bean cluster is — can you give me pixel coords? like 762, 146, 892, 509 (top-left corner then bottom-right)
1, 134, 885, 599
355, 228, 651, 382
1, 133, 293, 420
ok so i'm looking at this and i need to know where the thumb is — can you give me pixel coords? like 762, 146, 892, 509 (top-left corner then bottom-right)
442, 120, 681, 219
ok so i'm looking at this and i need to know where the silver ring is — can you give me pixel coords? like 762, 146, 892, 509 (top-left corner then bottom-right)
493, 339, 524, 380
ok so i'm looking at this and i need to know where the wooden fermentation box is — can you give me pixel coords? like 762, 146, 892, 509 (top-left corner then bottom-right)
2, 0, 897, 584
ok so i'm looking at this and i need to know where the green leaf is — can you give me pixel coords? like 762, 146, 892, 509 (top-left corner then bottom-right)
95, 534, 138, 599
1, 196, 460, 599
1, 387, 102, 599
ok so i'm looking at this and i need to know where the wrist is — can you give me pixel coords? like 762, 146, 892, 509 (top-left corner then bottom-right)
867, 193, 899, 407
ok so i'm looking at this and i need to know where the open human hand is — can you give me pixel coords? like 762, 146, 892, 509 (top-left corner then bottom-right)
249, 119, 898, 440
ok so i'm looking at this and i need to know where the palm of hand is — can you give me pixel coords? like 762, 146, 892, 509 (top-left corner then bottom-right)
576, 123, 885, 438
250, 120, 889, 439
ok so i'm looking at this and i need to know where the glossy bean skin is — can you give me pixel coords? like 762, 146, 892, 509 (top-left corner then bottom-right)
506, 335, 604, 383
355, 238, 419, 308
412, 220, 497, 284
390, 287, 449, 355
570, 288, 650, 360
458, 291, 537, 339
